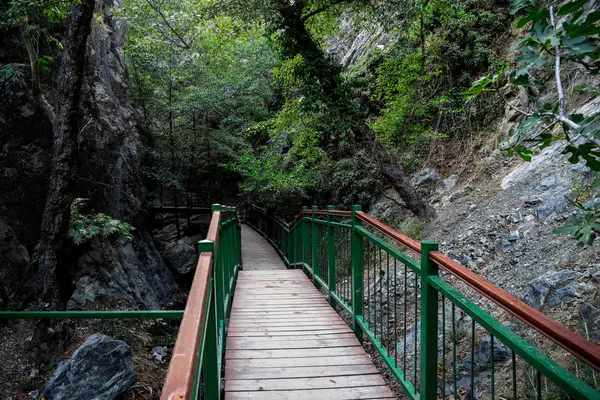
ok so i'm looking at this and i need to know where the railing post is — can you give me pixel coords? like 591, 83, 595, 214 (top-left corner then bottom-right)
302, 206, 308, 270
327, 205, 336, 306
420, 241, 439, 400
198, 239, 220, 400
351, 205, 364, 339
211, 204, 225, 334
311, 205, 319, 283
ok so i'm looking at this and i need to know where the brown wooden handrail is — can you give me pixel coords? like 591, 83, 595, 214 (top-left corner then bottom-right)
430, 252, 600, 371
355, 210, 600, 371
161, 210, 222, 399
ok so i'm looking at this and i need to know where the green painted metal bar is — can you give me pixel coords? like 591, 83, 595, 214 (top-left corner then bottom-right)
354, 225, 420, 272
356, 316, 419, 400
203, 274, 220, 400
420, 242, 439, 400
311, 205, 319, 284
351, 205, 364, 339
302, 206, 309, 271
327, 205, 336, 307
0, 310, 184, 320
330, 291, 353, 315
429, 276, 600, 400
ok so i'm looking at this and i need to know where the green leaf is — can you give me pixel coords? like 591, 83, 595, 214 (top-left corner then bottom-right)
562, 36, 598, 56
510, 69, 531, 86
557, 0, 587, 16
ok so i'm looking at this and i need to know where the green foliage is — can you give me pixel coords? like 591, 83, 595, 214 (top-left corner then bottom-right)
555, 174, 600, 247
69, 199, 135, 246
0, 63, 27, 90
464, 1, 600, 243
228, 149, 314, 211
122, 0, 277, 202
400, 218, 423, 240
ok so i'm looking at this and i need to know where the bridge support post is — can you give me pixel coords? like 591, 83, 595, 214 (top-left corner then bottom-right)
420, 241, 439, 400
327, 205, 336, 307
351, 205, 364, 340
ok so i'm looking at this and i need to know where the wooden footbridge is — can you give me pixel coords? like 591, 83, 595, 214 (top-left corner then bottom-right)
1, 204, 599, 399
159, 204, 600, 400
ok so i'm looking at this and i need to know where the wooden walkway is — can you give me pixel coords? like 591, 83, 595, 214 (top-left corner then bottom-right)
224, 226, 395, 399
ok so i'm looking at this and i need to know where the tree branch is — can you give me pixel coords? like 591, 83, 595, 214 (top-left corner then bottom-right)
300, 0, 350, 22
144, 0, 191, 49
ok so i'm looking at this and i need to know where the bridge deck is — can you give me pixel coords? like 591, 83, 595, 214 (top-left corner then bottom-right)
224, 226, 395, 399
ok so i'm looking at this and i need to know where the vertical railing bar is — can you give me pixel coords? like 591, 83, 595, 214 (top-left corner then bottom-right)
453, 303, 458, 400
420, 241, 439, 400
327, 206, 336, 307
386, 252, 390, 356
512, 350, 518, 400
491, 334, 495, 400
470, 319, 475, 400
394, 257, 398, 368
403, 263, 408, 375
351, 205, 364, 339
442, 295, 446, 399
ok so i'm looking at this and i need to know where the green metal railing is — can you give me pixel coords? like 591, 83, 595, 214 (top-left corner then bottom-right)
245, 203, 600, 400
0, 204, 242, 400
162, 204, 241, 400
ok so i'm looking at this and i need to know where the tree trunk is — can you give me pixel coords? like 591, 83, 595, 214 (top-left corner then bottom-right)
276, 3, 436, 221
21, 28, 56, 124
36, 0, 96, 308
355, 121, 436, 221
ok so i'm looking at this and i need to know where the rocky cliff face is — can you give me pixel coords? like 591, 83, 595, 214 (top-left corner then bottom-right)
78, 0, 146, 220
0, 0, 173, 310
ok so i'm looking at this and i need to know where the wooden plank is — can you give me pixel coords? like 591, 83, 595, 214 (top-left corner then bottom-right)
226, 329, 352, 337
225, 355, 373, 369
225, 364, 378, 380
228, 318, 346, 326
229, 321, 346, 328
225, 375, 385, 392
225, 347, 366, 359
224, 387, 395, 400
227, 325, 352, 333
226, 337, 360, 350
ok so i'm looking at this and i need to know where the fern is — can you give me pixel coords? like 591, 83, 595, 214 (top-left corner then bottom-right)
68, 199, 135, 245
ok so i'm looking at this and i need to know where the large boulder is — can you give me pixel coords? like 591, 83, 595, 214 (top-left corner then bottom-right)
163, 240, 197, 276
520, 270, 595, 310
46, 334, 136, 400
67, 232, 174, 310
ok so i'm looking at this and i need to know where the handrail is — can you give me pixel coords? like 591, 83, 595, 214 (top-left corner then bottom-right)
430, 251, 600, 370
244, 204, 600, 399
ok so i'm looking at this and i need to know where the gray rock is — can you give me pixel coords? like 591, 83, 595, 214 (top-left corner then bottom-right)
163, 240, 197, 276
507, 212, 522, 223
46, 334, 136, 400
411, 168, 442, 195
580, 302, 600, 343
506, 230, 520, 242
439, 175, 458, 193
536, 196, 568, 221
68, 232, 174, 310
152, 346, 167, 364
520, 270, 583, 309
460, 336, 508, 374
